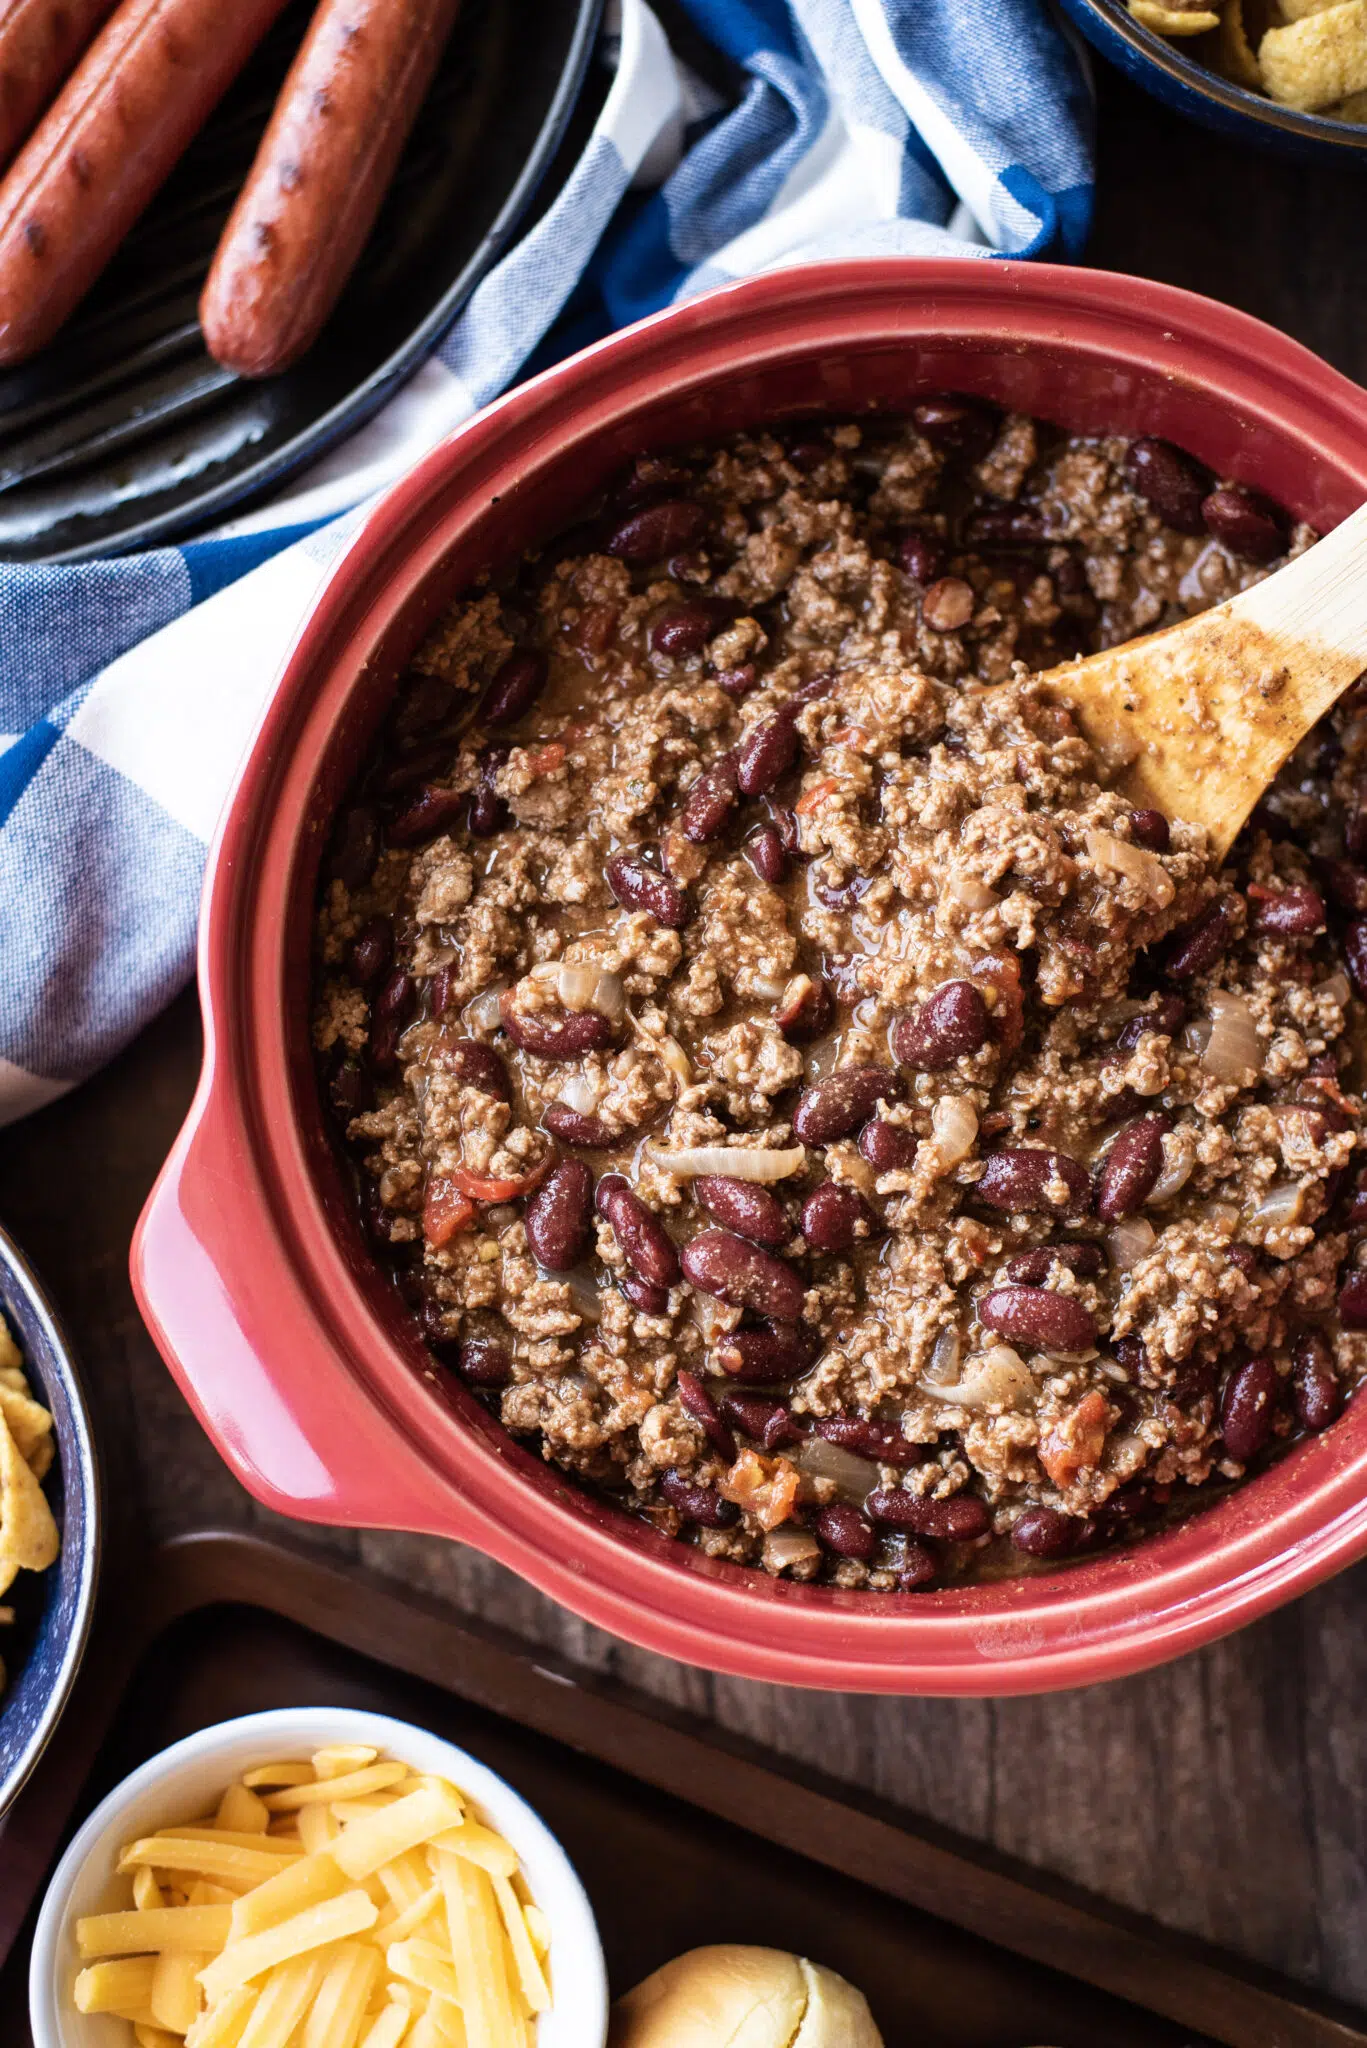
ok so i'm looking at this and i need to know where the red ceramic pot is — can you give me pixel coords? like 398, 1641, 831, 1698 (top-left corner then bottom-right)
133, 259, 1367, 1695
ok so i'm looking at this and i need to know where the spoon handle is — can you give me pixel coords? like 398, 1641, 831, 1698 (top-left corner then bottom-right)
1048, 498, 1367, 859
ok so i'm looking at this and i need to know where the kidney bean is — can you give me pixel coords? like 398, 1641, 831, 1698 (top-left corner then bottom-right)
719, 1391, 803, 1450
374, 970, 415, 1028
694, 1176, 790, 1249
606, 849, 691, 929
620, 1272, 670, 1315
479, 649, 548, 728
676, 1369, 737, 1460
1123, 437, 1208, 534
1116, 995, 1186, 1051
1166, 898, 1234, 978
379, 739, 451, 795
348, 915, 393, 987
978, 1285, 1097, 1352
597, 1175, 681, 1288
682, 1230, 806, 1322
1321, 858, 1367, 914
468, 744, 510, 837
330, 804, 379, 889
859, 1120, 918, 1172
892, 980, 989, 1070
898, 530, 946, 583
388, 784, 466, 846
1127, 808, 1171, 853
1226, 1245, 1260, 1279
1218, 1355, 1280, 1461
789, 671, 838, 707
922, 576, 975, 632
746, 824, 789, 883
801, 1181, 876, 1255
524, 1161, 595, 1272
867, 1490, 991, 1540
1002, 1242, 1104, 1285
680, 751, 740, 843
430, 1036, 511, 1100
457, 1336, 512, 1388
715, 1324, 818, 1383
890, 1537, 942, 1589
737, 710, 800, 797
912, 394, 996, 456
328, 1057, 370, 1121
499, 994, 617, 1061
775, 976, 834, 1044
963, 505, 1046, 547
649, 601, 733, 658
975, 1148, 1091, 1215
1291, 1331, 1342, 1432
1202, 485, 1287, 563
813, 1502, 876, 1562
543, 1103, 616, 1148
1250, 886, 1325, 936
1010, 1506, 1080, 1558
606, 499, 707, 563
1339, 1270, 1367, 1327
793, 1067, 901, 1145
785, 435, 829, 472
660, 1468, 738, 1527
813, 1415, 924, 1466
1345, 921, 1367, 999
715, 664, 757, 698
1095, 1115, 1170, 1222
612, 455, 691, 511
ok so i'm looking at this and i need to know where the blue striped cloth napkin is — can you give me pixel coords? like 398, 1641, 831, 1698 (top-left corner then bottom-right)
0, 0, 1093, 1125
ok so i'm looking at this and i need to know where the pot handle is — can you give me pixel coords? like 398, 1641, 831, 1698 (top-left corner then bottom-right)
132, 1107, 485, 1547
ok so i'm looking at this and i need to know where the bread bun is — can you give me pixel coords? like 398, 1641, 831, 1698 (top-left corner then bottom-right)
609, 1944, 884, 2048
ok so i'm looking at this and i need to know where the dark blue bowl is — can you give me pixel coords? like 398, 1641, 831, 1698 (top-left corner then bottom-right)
1059, 0, 1367, 164
0, 1224, 99, 1816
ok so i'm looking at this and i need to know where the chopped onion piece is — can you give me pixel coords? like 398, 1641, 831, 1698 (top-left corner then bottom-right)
647, 1143, 807, 1181
926, 1345, 1033, 1410
558, 962, 626, 1019
763, 1527, 821, 1572
947, 872, 1000, 911
1250, 1181, 1304, 1229
557, 1072, 601, 1113
796, 1435, 879, 1503
751, 974, 790, 1003
931, 1094, 978, 1168
464, 983, 508, 1033
1315, 972, 1351, 1006
1200, 990, 1262, 1083
656, 1034, 693, 1084
1084, 827, 1174, 908
1107, 1216, 1156, 1271
1147, 1125, 1196, 1205
923, 1325, 963, 1388
559, 1268, 603, 1322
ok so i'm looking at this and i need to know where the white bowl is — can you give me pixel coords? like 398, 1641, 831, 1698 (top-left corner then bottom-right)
29, 1705, 609, 2048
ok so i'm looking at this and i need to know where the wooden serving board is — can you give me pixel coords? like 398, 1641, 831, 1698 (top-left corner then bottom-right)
1, 1530, 1364, 2046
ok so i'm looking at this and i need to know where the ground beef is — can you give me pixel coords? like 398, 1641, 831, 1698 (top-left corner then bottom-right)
313, 405, 1367, 1592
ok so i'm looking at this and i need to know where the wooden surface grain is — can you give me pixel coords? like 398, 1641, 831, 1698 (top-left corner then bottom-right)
5, 61, 1367, 2010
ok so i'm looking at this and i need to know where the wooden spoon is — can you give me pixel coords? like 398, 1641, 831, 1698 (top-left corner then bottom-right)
1041, 499, 1367, 858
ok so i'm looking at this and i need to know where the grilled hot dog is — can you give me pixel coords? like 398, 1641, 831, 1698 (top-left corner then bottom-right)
0, 0, 121, 171
0, 0, 291, 365
200, 0, 463, 378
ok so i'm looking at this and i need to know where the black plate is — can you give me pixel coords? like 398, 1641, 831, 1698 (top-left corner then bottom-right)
0, 0, 604, 564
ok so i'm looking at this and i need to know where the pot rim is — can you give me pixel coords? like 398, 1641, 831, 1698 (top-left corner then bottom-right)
136, 257, 1367, 1695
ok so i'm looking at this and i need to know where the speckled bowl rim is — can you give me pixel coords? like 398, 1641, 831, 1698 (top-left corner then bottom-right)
1072, 0, 1367, 152
0, 1222, 100, 1817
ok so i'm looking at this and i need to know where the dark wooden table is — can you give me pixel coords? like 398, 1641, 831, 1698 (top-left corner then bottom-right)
5, 61, 1367, 2011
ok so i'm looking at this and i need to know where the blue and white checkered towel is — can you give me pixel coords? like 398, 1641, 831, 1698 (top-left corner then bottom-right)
0, 0, 1093, 1125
